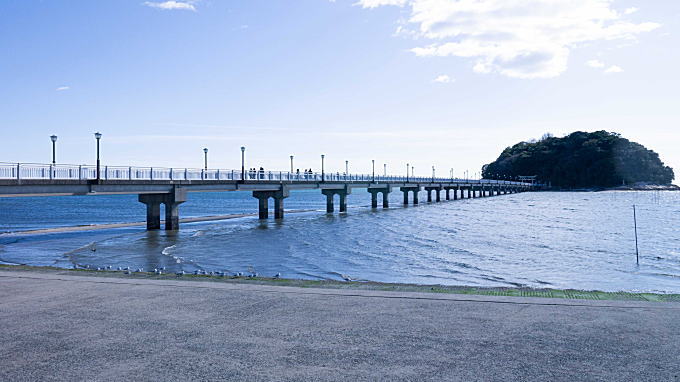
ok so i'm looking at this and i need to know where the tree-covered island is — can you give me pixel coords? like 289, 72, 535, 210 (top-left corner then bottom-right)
482, 131, 675, 189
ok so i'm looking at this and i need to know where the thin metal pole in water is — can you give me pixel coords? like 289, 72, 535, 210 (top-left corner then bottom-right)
633, 205, 639, 265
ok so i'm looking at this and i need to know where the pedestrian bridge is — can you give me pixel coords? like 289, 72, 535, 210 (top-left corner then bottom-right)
0, 162, 538, 230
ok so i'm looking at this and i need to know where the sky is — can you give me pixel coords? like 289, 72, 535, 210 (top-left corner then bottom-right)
1, 0, 679, 179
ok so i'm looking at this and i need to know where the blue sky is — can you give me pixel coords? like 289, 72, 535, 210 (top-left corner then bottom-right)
1, 0, 678, 178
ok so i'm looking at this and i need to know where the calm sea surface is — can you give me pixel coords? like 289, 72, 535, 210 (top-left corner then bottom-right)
0, 190, 678, 293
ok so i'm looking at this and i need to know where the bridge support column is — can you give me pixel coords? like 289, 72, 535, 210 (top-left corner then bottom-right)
140, 197, 161, 230
322, 188, 350, 214
424, 186, 442, 203
370, 190, 379, 208
400, 187, 420, 205
139, 187, 187, 231
445, 188, 450, 200
253, 188, 290, 219
369, 187, 391, 209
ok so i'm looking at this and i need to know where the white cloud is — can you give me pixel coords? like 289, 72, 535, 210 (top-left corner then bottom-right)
624, 7, 639, 15
359, 0, 660, 79
143, 1, 196, 11
604, 65, 624, 73
356, 0, 407, 8
586, 60, 605, 68
433, 74, 453, 83
56, 86, 70, 91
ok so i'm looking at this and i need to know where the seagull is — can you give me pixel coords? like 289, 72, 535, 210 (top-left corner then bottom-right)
341, 274, 353, 282
274, 273, 281, 279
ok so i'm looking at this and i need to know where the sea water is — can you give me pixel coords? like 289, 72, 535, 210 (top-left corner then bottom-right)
0, 190, 678, 293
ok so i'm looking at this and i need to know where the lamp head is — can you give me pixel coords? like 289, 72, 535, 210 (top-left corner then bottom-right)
50, 135, 58, 143
241, 146, 245, 152
94, 132, 102, 140
203, 148, 208, 154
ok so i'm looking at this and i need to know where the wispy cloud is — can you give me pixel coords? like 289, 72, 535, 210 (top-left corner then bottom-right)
143, 1, 196, 11
604, 65, 624, 74
586, 60, 605, 68
357, 0, 659, 79
55, 86, 70, 91
432, 74, 454, 83
624, 7, 639, 15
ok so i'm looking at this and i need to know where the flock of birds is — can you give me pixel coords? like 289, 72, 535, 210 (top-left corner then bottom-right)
73, 264, 282, 279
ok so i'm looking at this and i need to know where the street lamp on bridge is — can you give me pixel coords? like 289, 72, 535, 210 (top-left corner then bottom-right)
321, 154, 325, 182
290, 155, 294, 173
432, 166, 435, 182
345, 160, 348, 175
203, 148, 208, 172
384, 163, 387, 177
240, 146, 245, 181
50, 135, 57, 165
94, 132, 102, 181
372, 159, 375, 182
406, 163, 409, 182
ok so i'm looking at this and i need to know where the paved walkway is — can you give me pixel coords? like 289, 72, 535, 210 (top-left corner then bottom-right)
1, 270, 678, 381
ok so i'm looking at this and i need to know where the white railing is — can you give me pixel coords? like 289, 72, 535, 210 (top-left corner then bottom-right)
0, 162, 531, 185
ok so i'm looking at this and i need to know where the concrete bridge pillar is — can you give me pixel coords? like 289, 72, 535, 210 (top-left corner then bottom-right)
454, 187, 459, 200
139, 187, 187, 231
253, 188, 290, 219
370, 190, 379, 209
424, 186, 442, 202
471, 187, 476, 198
368, 187, 390, 209
140, 197, 161, 230
322, 188, 350, 213
400, 187, 420, 205
445, 188, 450, 200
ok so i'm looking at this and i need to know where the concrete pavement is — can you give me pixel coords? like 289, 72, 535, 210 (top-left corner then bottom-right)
0, 270, 678, 381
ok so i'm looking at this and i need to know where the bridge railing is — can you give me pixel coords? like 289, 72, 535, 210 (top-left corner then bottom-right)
0, 162, 533, 186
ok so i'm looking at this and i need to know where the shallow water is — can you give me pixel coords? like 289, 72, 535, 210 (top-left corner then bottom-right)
0, 190, 678, 293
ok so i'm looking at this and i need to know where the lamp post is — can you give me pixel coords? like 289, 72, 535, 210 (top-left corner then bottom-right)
290, 155, 294, 173
203, 148, 208, 171
432, 166, 435, 182
94, 132, 102, 181
384, 163, 387, 177
406, 163, 409, 182
321, 154, 325, 182
240, 146, 245, 181
50, 135, 57, 165
345, 160, 349, 175
372, 159, 375, 182
450, 168, 453, 181
412, 166, 415, 179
